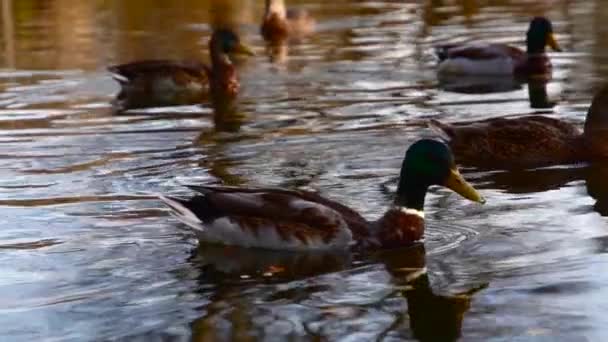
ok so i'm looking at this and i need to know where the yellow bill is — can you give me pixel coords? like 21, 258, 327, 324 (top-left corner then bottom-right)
546, 33, 562, 52
444, 168, 486, 204
232, 42, 256, 56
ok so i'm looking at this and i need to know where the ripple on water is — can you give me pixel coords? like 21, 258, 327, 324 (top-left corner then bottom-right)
0, 0, 603, 341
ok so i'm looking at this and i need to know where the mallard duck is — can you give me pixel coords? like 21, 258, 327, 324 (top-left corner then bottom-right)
159, 139, 485, 251
261, 0, 315, 43
429, 86, 608, 169
108, 29, 254, 111
435, 17, 562, 76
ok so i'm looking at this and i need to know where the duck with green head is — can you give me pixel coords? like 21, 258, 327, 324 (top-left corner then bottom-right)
108, 29, 254, 111
429, 85, 608, 169
435, 17, 562, 77
159, 139, 485, 251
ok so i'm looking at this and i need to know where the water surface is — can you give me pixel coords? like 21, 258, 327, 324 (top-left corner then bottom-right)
0, 0, 607, 340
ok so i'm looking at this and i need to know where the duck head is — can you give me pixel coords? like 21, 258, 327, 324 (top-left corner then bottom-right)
209, 29, 255, 61
526, 17, 562, 54
395, 139, 485, 210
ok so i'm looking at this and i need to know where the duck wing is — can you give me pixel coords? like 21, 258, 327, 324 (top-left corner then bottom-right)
107, 59, 209, 83
186, 185, 369, 234
160, 185, 366, 251
436, 44, 524, 61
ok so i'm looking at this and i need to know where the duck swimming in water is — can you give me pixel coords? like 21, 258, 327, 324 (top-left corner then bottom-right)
108, 29, 254, 111
435, 17, 562, 77
429, 86, 608, 169
261, 0, 315, 43
160, 139, 485, 251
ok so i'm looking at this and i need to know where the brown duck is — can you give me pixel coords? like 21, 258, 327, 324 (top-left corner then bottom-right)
429, 86, 608, 169
108, 29, 254, 111
261, 0, 315, 43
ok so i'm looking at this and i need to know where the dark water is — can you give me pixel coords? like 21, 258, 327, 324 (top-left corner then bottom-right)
1, 0, 607, 340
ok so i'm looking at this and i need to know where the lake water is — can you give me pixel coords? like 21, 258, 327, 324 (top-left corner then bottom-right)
1, 0, 607, 340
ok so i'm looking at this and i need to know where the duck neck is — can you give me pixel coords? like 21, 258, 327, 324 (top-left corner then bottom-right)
265, 0, 286, 19
371, 198, 426, 249
526, 36, 546, 55
208, 50, 238, 98
210, 46, 233, 69
395, 177, 428, 212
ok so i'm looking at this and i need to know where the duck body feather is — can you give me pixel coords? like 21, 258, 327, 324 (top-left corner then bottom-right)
261, 12, 290, 42
436, 44, 552, 76
108, 60, 209, 110
430, 84, 608, 169
160, 185, 369, 251
430, 116, 584, 168
436, 44, 523, 75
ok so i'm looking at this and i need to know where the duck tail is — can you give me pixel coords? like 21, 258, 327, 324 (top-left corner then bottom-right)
427, 119, 454, 142
158, 194, 206, 234
434, 45, 452, 61
110, 91, 128, 114
107, 66, 131, 113
107, 66, 130, 85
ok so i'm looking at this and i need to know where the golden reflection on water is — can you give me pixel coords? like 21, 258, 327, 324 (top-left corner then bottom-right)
0, 0, 576, 69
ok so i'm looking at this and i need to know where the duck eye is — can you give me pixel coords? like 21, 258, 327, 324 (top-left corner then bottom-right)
224, 40, 234, 51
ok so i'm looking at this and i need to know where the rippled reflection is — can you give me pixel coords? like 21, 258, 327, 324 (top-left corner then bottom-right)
183, 243, 486, 341
477, 162, 608, 216
380, 245, 488, 341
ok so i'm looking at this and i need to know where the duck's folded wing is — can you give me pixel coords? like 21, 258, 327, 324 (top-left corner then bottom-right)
161, 186, 358, 250
186, 185, 370, 238
441, 44, 524, 60
107, 59, 208, 82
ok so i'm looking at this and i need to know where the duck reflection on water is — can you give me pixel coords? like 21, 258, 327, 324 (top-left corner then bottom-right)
475, 162, 608, 216
183, 243, 487, 341
438, 75, 555, 110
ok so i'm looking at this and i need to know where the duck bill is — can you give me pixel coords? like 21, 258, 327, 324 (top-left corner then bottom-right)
444, 168, 486, 204
233, 43, 256, 56
546, 33, 562, 52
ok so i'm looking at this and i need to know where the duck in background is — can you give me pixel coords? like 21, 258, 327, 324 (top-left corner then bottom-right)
108, 29, 254, 112
261, 0, 315, 43
159, 139, 485, 252
261, 0, 315, 63
435, 17, 562, 78
429, 86, 608, 169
